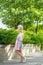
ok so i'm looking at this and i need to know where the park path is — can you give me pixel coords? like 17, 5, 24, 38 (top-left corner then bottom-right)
0, 52, 43, 65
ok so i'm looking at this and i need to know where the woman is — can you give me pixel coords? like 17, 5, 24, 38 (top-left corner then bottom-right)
15, 25, 26, 62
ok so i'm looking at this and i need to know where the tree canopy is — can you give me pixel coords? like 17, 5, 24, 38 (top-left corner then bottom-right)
0, 0, 43, 29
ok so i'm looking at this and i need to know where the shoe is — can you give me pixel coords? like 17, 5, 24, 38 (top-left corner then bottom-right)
22, 57, 26, 63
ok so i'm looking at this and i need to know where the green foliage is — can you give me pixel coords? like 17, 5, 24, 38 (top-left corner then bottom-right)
23, 31, 43, 45
0, 29, 18, 44
0, 29, 43, 45
0, 0, 43, 29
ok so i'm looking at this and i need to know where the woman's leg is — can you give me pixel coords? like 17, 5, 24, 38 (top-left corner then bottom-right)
15, 50, 25, 60
19, 49, 24, 62
19, 49, 26, 62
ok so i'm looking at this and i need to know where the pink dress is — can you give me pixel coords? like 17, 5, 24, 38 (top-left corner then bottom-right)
15, 33, 24, 50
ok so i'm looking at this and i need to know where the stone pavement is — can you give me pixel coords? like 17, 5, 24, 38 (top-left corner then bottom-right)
0, 53, 43, 65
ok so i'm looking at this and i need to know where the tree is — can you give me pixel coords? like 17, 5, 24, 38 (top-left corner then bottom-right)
0, 0, 43, 30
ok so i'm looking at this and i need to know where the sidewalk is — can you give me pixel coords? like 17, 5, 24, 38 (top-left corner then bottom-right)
27, 51, 43, 57
0, 54, 43, 65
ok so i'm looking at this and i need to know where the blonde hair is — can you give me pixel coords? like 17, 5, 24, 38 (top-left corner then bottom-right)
18, 25, 23, 30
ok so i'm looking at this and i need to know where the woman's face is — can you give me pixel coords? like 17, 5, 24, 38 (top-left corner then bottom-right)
18, 28, 22, 33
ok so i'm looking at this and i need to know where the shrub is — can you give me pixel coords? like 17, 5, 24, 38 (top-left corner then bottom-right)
23, 31, 43, 45
0, 29, 43, 46
0, 29, 18, 44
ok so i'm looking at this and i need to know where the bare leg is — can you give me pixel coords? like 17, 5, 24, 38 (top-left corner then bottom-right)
15, 50, 25, 60
19, 49, 24, 62
19, 49, 26, 62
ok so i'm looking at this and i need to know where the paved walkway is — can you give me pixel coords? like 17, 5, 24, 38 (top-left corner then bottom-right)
0, 52, 43, 65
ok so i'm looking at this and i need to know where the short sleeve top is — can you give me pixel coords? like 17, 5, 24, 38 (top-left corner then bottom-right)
16, 33, 24, 42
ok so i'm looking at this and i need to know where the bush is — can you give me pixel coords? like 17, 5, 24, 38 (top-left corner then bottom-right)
0, 29, 18, 44
0, 29, 43, 45
23, 31, 43, 45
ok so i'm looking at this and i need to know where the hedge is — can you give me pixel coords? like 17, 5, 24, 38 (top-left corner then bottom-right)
0, 29, 18, 44
0, 29, 43, 45
23, 31, 43, 45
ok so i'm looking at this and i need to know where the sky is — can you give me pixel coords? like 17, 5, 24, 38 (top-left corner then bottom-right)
0, 19, 8, 29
